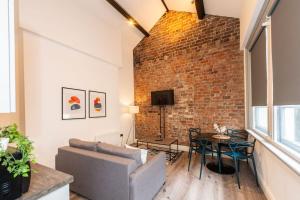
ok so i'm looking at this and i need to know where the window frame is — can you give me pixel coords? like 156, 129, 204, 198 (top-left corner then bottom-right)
244, 0, 300, 167
0, 0, 16, 113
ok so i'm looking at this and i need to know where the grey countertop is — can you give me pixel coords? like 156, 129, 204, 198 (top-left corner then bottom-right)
17, 163, 73, 200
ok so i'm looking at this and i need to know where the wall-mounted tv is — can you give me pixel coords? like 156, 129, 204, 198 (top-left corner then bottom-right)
151, 90, 174, 106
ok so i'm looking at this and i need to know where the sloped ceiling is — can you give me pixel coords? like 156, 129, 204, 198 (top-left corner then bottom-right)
116, 0, 165, 32
116, 0, 243, 32
164, 0, 243, 18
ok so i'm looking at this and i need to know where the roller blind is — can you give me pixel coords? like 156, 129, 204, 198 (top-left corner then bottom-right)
272, 0, 300, 105
251, 29, 267, 106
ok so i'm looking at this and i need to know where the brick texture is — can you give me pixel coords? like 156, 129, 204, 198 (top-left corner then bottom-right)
134, 11, 244, 145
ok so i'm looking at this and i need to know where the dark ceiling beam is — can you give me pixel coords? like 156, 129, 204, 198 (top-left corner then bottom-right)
195, 0, 205, 20
161, 0, 169, 12
105, 0, 150, 37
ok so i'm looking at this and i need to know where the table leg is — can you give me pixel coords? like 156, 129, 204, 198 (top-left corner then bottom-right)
218, 143, 222, 173
169, 144, 172, 161
136, 140, 139, 147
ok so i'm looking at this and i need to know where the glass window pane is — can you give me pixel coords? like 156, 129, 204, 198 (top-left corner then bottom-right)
253, 106, 268, 134
274, 106, 300, 153
0, 0, 15, 113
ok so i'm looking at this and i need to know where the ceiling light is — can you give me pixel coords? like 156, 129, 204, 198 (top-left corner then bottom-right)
128, 19, 135, 26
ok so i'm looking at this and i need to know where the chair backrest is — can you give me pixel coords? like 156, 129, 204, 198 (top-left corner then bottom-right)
188, 128, 201, 142
227, 129, 249, 140
228, 139, 256, 154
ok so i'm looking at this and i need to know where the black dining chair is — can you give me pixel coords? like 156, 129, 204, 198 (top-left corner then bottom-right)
223, 139, 259, 189
187, 128, 214, 178
226, 129, 249, 140
188, 128, 201, 171
226, 129, 250, 163
196, 138, 214, 179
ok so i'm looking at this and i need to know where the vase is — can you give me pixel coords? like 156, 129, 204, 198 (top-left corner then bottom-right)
0, 152, 23, 200
21, 162, 31, 193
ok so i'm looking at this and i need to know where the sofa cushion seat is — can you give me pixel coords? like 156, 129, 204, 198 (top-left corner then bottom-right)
97, 143, 143, 167
69, 138, 97, 151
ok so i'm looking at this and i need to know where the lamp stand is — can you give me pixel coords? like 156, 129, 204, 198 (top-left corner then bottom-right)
126, 114, 136, 145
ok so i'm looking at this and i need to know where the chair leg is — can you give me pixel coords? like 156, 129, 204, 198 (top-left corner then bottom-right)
234, 158, 241, 189
238, 159, 240, 172
251, 156, 259, 187
199, 154, 204, 179
188, 149, 192, 171
211, 144, 214, 158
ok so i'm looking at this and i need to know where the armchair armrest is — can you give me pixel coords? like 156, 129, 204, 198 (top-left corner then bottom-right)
129, 152, 166, 200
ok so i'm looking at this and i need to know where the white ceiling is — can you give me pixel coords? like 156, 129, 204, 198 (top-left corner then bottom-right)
164, 0, 243, 18
116, 0, 165, 31
116, 0, 243, 32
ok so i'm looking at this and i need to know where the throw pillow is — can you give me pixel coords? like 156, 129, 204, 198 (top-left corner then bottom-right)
96, 143, 143, 166
125, 144, 148, 164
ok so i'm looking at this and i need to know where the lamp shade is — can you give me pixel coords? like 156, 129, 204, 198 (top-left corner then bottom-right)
128, 106, 139, 114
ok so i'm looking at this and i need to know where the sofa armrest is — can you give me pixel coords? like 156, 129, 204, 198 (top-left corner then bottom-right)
129, 152, 166, 200
56, 146, 137, 200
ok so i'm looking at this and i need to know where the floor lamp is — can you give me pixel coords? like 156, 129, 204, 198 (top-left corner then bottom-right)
126, 106, 139, 145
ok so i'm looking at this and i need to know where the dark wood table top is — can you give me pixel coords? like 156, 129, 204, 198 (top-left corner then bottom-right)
194, 132, 246, 144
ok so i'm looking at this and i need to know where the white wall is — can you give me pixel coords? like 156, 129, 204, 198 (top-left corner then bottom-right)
19, 0, 143, 167
240, 0, 265, 48
253, 141, 300, 200
119, 23, 143, 145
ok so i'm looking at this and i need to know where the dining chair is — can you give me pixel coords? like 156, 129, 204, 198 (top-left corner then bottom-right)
226, 129, 249, 163
187, 128, 214, 179
223, 139, 259, 189
188, 128, 201, 171
226, 129, 249, 140
195, 138, 214, 179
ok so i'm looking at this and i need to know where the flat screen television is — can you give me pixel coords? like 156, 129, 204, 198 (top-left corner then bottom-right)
151, 90, 174, 105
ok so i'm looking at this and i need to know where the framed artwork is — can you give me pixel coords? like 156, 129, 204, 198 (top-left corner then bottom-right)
62, 87, 86, 120
89, 90, 106, 118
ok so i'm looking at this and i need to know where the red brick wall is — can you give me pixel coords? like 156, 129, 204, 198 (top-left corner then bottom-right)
134, 11, 244, 145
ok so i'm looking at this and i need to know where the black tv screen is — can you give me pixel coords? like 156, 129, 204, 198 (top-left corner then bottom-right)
151, 90, 174, 105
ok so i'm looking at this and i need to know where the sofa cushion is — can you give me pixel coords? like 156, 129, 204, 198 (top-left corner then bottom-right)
69, 138, 97, 151
125, 144, 148, 164
97, 143, 142, 166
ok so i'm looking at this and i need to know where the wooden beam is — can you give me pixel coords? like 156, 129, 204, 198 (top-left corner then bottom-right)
195, 0, 205, 20
161, 0, 169, 12
105, 0, 150, 37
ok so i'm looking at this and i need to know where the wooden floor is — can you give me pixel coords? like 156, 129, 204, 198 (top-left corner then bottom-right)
70, 152, 266, 200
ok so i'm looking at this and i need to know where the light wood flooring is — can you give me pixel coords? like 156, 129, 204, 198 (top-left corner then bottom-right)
70, 152, 266, 200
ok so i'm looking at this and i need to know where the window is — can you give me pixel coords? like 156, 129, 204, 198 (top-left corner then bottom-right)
247, 0, 300, 159
274, 106, 300, 154
253, 106, 268, 134
271, 0, 300, 155
0, 0, 15, 113
250, 28, 268, 134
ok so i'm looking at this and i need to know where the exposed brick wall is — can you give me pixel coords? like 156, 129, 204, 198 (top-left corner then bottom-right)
134, 11, 244, 145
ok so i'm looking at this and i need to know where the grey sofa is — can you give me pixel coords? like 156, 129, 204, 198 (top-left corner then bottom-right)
55, 139, 166, 200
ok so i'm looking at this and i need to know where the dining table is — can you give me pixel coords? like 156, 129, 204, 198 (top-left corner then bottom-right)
195, 132, 246, 175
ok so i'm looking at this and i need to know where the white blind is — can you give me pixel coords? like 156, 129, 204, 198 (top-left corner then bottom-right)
0, 0, 15, 113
